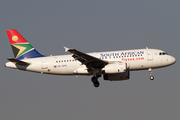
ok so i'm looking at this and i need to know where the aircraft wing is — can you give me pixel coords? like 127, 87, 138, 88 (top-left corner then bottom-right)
64, 47, 108, 69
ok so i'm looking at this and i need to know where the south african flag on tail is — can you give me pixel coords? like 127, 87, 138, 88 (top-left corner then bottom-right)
6, 29, 44, 60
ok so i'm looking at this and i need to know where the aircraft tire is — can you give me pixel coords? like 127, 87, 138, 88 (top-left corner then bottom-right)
93, 81, 100, 87
91, 76, 97, 83
150, 76, 154, 80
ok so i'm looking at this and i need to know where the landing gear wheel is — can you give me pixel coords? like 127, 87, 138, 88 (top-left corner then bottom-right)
91, 76, 97, 83
93, 81, 100, 87
148, 68, 154, 80
91, 75, 101, 87
150, 76, 154, 80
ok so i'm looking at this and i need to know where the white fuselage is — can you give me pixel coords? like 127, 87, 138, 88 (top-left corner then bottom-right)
5, 48, 176, 75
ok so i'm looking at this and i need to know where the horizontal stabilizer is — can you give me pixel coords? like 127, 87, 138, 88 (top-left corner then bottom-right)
7, 58, 30, 65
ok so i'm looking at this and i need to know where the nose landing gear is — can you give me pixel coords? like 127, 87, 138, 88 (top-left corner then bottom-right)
91, 75, 101, 87
148, 68, 154, 80
150, 75, 154, 80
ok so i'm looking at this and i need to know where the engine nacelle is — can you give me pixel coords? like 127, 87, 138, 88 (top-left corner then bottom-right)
103, 71, 130, 81
102, 63, 127, 74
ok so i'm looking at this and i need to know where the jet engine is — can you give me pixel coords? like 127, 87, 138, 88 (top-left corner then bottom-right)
102, 62, 128, 74
103, 71, 130, 81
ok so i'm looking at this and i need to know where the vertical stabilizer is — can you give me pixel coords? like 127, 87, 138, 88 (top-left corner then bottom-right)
6, 29, 44, 60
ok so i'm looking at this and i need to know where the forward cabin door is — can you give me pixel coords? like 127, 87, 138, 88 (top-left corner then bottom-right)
147, 49, 153, 61
41, 58, 47, 69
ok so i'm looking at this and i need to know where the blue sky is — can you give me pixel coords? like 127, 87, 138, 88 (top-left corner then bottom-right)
1, 1, 180, 120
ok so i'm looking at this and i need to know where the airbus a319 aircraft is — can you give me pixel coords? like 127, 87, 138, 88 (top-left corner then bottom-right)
5, 29, 176, 87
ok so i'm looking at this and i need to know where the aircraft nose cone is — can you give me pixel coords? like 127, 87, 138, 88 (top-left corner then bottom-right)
171, 56, 176, 64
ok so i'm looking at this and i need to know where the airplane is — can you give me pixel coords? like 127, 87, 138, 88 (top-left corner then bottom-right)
5, 29, 176, 87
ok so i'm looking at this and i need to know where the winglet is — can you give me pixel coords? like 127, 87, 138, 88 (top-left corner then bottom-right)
64, 47, 70, 52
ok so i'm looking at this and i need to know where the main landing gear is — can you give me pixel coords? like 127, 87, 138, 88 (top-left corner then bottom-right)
91, 75, 101, 87
148, 68, 154, 80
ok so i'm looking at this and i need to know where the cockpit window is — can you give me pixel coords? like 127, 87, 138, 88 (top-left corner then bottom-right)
159, 52, 168, 55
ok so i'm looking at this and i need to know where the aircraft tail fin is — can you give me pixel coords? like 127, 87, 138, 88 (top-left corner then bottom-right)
6, 29, 44, 60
